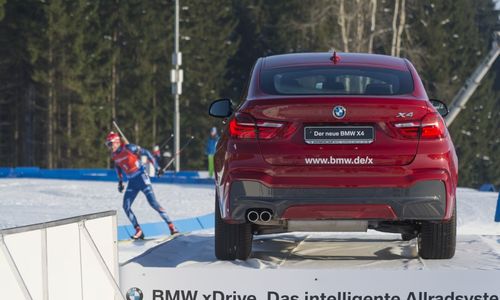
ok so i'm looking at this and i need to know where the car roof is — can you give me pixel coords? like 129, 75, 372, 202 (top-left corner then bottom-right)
261, 52, 409, 71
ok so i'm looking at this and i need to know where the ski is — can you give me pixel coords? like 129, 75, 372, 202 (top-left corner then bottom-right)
119, 232, 185, 244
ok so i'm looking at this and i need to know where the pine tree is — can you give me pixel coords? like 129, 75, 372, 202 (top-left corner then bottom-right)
447, 0, 500, 187
175, 0, 238, 169
64, 0, 104, 167
114, 0, 173, 151
132, 0, 174, 149
407, 0, 499, 187
0, 1, 54, 167
0, 0, 5, 21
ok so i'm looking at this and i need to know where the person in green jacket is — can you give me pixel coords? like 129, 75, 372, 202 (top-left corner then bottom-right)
204, 127, 219, 178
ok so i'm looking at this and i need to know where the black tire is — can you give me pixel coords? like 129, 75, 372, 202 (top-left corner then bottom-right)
214, 198, 253, 260
418, 205, 456, 259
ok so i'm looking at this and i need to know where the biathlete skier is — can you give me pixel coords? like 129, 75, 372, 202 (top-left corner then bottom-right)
106, 131, 178, 239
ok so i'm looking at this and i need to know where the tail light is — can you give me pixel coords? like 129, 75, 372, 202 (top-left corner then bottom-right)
420, 113, 447, 139
229, 113, 257, 139
229, 112, 287, 140
393, 121, 421, 139
255, 120, 284, 139
393, 113, 447, 139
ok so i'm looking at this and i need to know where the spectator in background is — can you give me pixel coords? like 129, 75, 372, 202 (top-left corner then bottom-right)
205, 127, 219, 178
152, 145, 162, 167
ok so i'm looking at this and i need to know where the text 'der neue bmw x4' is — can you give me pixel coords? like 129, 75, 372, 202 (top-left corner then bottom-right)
209, 52, 458, 261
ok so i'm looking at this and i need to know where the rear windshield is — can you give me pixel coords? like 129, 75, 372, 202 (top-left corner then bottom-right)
260, 66, 414, 95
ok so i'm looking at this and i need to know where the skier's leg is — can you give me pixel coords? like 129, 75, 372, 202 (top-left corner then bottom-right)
123, 187, 140, 228
142, 184, 172, 223
123, 186, 144, 239
142, 184, 178, 234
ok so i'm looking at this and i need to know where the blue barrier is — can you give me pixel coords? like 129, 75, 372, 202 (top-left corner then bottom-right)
15, 167, 41, 177
152, 176, 214, 185
495, 193, 500, 222
117, 212, 215, 240
479, 183, 497, 192
39, 169, 117, 181
0, 167, 214, 184
0, 167, 14, 177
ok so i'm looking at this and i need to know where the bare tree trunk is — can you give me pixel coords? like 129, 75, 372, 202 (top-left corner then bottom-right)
23, 84, 35, 166
338, 0, 349, 52
355, 0, 364, 52
152, 94, 157, 146
14, 90, 19, 165
53, 87, 58, 168
67, 103, 71, 164
111, 29, 118, 122
391, 0, 400, 56
48, 45, 54, 169
368, 0, 377, 53
395, 0, 406, 57
106, 91, 111, 169
355, 0, 365, 90
106, 27, 119, 170
134, 122, 139, 145
152, 64, 157, 146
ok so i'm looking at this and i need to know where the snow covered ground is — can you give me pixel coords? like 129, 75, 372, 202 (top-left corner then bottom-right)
0, 178, 214, 229
1, 178, 499, 269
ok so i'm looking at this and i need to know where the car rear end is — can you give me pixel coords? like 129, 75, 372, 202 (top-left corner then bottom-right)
211, 52, 457, 260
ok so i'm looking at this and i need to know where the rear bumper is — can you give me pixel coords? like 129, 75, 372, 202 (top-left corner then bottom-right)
227, 180, 446, 222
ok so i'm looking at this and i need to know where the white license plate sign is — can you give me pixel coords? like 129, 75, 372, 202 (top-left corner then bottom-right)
304, 126, 374, 144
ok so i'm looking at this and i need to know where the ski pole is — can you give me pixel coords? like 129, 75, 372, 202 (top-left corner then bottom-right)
112, 120, 130, 145
160, 136, 195, 173
159, 133, 174, 149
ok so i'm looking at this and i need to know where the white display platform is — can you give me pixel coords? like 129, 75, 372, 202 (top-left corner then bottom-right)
120, 232, 500, 300
120, 268, 500, 300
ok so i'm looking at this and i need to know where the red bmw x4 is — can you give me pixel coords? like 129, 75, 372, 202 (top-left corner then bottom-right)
209, 52, 458, 261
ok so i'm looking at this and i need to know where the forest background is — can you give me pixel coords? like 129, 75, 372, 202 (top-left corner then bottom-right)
0, 0, 499, 187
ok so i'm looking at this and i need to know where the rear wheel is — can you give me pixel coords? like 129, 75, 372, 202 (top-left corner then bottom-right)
214, 198, 253, 260
418, 204, 456, 259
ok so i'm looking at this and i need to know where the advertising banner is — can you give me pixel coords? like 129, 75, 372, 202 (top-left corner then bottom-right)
120, 267, 500, 300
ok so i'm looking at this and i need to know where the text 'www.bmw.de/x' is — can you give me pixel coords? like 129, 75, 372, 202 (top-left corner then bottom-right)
304, 156, 374, 165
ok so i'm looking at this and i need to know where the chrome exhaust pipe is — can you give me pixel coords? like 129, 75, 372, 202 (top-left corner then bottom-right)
260, 210, 272, 222
247, 210, 259, 223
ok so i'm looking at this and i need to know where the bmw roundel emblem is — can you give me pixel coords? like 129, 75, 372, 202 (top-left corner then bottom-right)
126, 287, 143, 300
333, 105, 347, 119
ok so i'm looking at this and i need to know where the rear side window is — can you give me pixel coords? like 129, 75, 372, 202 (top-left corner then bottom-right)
260, 66, 414, 95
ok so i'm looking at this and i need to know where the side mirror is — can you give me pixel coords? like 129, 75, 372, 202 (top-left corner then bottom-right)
429, 99, 449, 117
209, 98, 233, 118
